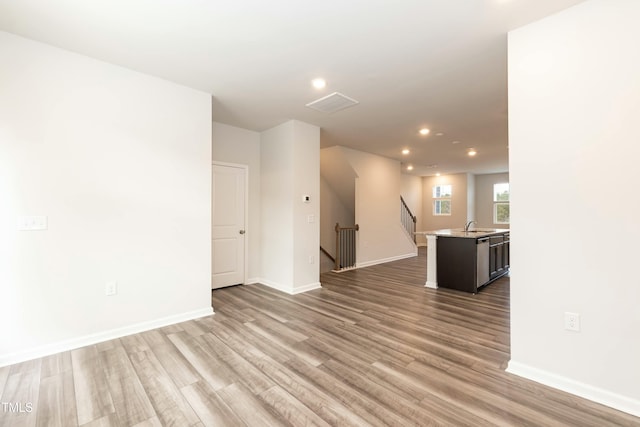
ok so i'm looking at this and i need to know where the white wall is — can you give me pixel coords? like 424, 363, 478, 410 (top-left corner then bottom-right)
0, 32, 212, 365
212, 122, 261, 282
466, 173, 476, 224
508, 0, 640, 416
475, 173, 510, 229
341, 147, 416, 267
260, 123, 294, 290
421, 173, 470, 231
320, 146, 357, 216
260, 120, 320, 294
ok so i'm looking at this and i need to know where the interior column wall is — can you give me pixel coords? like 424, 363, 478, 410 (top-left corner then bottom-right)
508, 0, 640, 415
260, 120, 320, 294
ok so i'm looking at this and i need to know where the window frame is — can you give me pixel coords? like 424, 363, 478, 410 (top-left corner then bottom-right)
432, 184, 452, 216
493, 183, 510, 224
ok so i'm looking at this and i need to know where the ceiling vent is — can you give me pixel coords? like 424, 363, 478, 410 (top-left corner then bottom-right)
305, 92, 359, 113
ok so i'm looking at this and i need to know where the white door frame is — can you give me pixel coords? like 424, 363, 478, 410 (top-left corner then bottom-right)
212, 161, 249, 287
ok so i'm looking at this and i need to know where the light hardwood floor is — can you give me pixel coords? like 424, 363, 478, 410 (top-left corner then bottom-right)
1, 248, 638, 426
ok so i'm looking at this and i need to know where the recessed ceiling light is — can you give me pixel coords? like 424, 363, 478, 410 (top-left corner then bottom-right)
468, 148, 477, 157
435, 132, 444, 136
407, 165, 414, 171
402, 149, 410, 155
419, 128, 430, 136
311, 78, 327, 89
436, 173, 441, 177
452, 140, 461, 144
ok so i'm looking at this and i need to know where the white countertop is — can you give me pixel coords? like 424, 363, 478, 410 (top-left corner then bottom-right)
415, 228, 510, 239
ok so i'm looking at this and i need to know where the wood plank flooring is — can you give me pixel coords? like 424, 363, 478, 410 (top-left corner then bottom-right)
1, 248, 639, 426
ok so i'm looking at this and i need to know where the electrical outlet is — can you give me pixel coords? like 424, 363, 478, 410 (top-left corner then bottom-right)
105, 281, 118, 296
564, 312, 580, 332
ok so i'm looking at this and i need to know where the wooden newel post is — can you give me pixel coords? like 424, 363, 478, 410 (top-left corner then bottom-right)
334, 223, 340, 271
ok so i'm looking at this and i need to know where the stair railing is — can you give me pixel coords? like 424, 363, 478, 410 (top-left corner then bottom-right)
400, 196, 417, 243
319, 246, 335, 264
334, 223, 359, 271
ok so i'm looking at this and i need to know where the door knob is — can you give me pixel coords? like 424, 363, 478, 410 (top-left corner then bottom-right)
239, 230, 245, 235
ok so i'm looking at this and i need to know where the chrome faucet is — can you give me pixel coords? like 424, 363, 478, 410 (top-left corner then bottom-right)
464, 220, 477, 232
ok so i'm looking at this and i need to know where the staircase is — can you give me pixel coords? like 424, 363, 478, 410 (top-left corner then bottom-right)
401, 196, 417, 243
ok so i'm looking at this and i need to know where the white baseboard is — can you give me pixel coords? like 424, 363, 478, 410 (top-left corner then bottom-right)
330, 266, 357, 274
255, 278, 289, 293
425, 281, 438, 289
246, 276, 261, 285
356, 251, 417, 269
506, 361, 640, 417
0, 307, 214, 368
291, 282, 322, 294
257, 278, 322, 295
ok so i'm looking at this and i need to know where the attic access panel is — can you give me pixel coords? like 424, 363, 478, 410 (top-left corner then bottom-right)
305, 92, 359, 113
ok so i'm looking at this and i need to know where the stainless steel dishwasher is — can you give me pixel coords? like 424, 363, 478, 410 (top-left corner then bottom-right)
476, 237, 490, 287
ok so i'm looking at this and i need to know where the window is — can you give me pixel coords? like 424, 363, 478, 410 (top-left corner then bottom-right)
493, 183, 510, 224
433, 184, 452, 216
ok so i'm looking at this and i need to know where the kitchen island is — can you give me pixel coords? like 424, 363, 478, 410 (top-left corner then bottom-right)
416, 228, 510, 293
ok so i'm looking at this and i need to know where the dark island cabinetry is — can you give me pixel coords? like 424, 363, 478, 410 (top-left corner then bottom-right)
436, 236, 478, 293
489, 233, 510, 280
436, 231, 510, 293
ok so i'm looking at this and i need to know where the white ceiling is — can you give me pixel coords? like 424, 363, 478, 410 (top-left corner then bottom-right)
0, 0, 586, 176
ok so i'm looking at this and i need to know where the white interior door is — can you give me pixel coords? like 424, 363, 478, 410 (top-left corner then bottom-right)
212, 164, 246, 289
